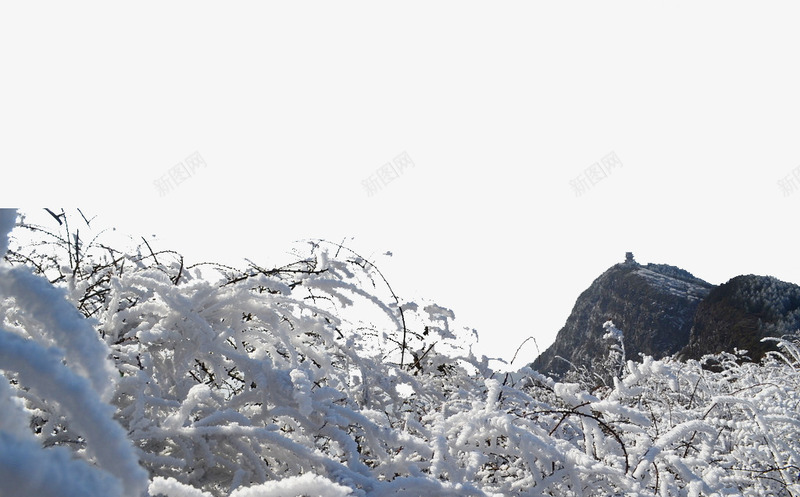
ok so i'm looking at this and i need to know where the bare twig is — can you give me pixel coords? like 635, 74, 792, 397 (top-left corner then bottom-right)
511, 336, 537, 366
141, 236, 160, 267
172, 254, 184, 285
409, 341, 438, 373
44, 208, 63, 225
541, 405, 630, 473
77, 208, 95, 226
72, 229, 80, 277
316, 239, 409, 368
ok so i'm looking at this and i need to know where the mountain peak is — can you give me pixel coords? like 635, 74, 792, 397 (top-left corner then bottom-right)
531, 259, 711, 380
532, 258, 800, 381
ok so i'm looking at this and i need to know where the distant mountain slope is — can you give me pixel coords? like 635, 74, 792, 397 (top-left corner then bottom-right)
531, 254, 713, 379
532, 255, 800, 380
680, 274, 800, 362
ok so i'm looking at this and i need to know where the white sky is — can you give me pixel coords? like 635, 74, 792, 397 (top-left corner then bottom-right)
3, 2, 800, 370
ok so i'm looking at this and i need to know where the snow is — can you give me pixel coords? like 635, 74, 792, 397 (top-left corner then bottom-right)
0, 304, 147, 495
635, 267, 712, 302
228, 474, 352, 497
4, 212, 800, 497
0, 266, 119, 401
0, 431, 123, 497
149, 477, 215, 497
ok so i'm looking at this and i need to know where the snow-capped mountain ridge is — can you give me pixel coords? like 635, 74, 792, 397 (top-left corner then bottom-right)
532, 254, 800, 380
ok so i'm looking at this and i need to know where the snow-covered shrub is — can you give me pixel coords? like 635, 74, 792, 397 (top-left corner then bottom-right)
3, 208, 800, 497
0, 209, 148, 497
602, 320, 627, 381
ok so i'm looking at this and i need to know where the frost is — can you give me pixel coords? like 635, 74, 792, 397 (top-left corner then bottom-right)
0, 431, 123, 497
0, 266, 119, 401
395, 382, 414, 398
0, 276, 148, 497
4, 211, 800, 497
289, 369, 313, 417
602, 320, 623, 342
315, 249, 329, 272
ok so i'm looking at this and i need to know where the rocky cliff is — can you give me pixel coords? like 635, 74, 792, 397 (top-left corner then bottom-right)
531, 255, 800, 380
531, 255, 713, 379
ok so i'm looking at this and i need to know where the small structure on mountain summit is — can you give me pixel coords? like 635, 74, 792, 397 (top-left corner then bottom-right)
625, 252, 635, 264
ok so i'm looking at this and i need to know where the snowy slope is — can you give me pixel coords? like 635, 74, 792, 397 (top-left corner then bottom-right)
635, 264, 712, 303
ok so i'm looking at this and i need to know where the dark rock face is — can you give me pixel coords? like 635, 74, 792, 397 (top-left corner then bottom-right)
680, 275, 800, 362
531, 259, 713, 379
532, 257, 800, 380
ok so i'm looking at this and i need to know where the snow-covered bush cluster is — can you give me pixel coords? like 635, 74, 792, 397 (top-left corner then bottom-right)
2, 209, 800, 497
